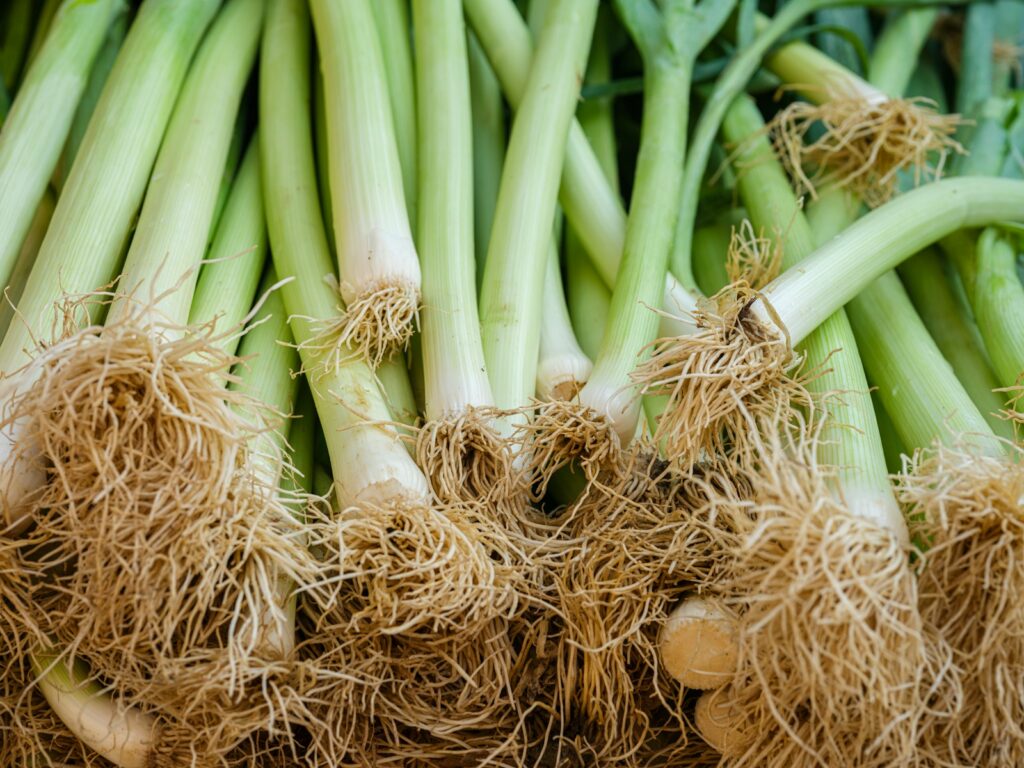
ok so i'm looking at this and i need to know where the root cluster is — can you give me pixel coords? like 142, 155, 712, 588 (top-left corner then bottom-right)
768, 93, 964, 206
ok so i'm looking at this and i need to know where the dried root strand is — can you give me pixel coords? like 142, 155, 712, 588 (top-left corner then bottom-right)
902, 443, 1024, 766
634, 283, 810, 471
0, 315, 319, 752
725, 219, 784, 291
515, 399, 622, 498
301, 280, 419, 371
415, 408, 523, 510
700, 430, 956, 768
768, 92, 964, 206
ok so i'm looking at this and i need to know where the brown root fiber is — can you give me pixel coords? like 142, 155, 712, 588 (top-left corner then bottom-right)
768, 94, 964, 207
0, 316, 319, 754
515, 399, 622, 498
703, 431, 955, 768
545, 449, 754, 766
415, 408, 523, 510
901, 444, 1024, 766
304, 281, 419, 370
634, 283, 811, 471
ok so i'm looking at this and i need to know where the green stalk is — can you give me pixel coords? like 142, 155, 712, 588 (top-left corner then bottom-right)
846, 270, 1001, 457
538, 239, 593, 400
814, 7, 873, 75
0, 0, 34, 92
369, 0, 417, 228
105, 0, 261, 330
898, 247, 1013, 437
412, 0, 491, 420
580, 0, 732, 443
464, 0, 701, 339
567, 236, 611, 361
52, 6, 130, 192
754, 178, 1024, 346
970, 227, 1024, 388
209, 109, 249, 242
0, 188, 54, 339
939, 228, 980, 304
309, 0, 420, 355
0, 0, 118, 304
957, 0, 995, 116
692, 217, 736, 296
189, 137, 267, 353
477, 0, 598, 412
31, 652, 158, 768
23, 0, 62, 71
868, 8, 939, 96
873, 391, 908, 473
0, 0, 221, 373
954, 96, 1012, 178
670, 0, 862, 290
261, 0, 428, 507
467, 31, 506, 288
725, 95, 903, 537
312, 63, 335, 254
565, 7, 616, 362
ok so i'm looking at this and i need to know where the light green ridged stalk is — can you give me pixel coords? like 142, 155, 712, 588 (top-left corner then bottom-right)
971, 228, 1024, 389
868, 8, 939, 96
262, 0, 427, 507
0, 189, 53, 339
477, 0, 598, 412
0, 0, 220, 373
724, 95, 905, 539
537, 240, 592, 400
53, 6, 130, 191
898, 247, 1013, 438
106, 0, 262, 330
0, 0, 118, 301
412, 0, 491, 419
463, 0, 700, 338
32, 652, 158, 768
23, 0, 63, 70
370, 0, 417, 228
580, 0, 734, 443
847, 271, 1002, 457
309, 0, 421, 355
755, 178, 1024, 345
692, 218, 734, 296
467, 31, 505, 287
565, 9, 616, 362
957, 1, 995, 117
208, 110, 249, 242
189, 137, 267, 353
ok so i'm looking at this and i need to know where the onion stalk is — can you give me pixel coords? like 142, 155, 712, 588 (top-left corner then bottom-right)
308, 0, 421, 366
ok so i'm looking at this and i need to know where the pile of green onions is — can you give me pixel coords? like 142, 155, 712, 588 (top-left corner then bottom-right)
0, 0, 1022, 766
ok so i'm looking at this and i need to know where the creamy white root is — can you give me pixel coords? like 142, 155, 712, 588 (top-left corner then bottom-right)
659, 597, 738, 690
695, 688, 742, 754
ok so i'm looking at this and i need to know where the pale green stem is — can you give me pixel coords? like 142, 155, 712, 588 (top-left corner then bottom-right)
261, 0, 428, 507
370, 0, 418, 228
0, 189, 54, 339
726, 95, 904, 539
0, 0, 118, 302
106, 0, 262, 330
970, 227, 1024, 389
189, 136, 268, 355
477, 0, 598, 412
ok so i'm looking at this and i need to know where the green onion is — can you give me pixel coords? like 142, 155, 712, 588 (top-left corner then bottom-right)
0, 189, 54, 339
31, 652, 158, 768
477, 0, 598, 414
309, 0, 421, 365
969, 227, 1024, 389
22, 0, 63, 72
105, 0, 261, 330
464, 0, 700, 340
262, 0, 427, 507
370, 0, 418, 229
897, 246, 1014, 437
0, 0, 118, 303
537, 239, 593, 401
189, 137, 267, 352
0, 0, 220, 523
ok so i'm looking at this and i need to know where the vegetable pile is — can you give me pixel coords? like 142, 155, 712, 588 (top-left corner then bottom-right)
0, 0, 1022, 766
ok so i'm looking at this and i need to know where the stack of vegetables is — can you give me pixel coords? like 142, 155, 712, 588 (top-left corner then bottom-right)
0, 0, 1022, 765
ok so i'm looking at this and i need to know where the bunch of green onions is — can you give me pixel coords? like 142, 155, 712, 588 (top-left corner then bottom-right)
0, 0, 1023, 766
